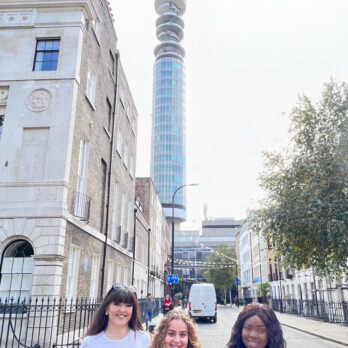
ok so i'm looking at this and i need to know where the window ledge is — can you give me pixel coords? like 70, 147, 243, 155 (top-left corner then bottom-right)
92, 28, 101, 47
85, 95, 96, 111
103, 126, 111, 138
108, 69, 116, 83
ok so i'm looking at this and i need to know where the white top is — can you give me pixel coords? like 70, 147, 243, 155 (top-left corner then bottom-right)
81, 329, 151, 348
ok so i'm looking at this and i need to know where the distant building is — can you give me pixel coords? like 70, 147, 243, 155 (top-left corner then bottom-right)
174, 217, 242, 281
239, 221, 253, 298
240, 214, 348, 311
0, 0, 138, 300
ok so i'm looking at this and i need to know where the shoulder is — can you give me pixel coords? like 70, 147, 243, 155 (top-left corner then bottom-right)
80, 332, 105, 347
136, 330, 151, 345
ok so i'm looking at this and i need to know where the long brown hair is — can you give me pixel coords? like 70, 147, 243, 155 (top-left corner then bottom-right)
227, 303, 286, 348
85, 286, 143, 336
150, 309, 200, 348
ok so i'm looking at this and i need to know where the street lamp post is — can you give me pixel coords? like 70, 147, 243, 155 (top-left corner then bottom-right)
171, 184, 198, 276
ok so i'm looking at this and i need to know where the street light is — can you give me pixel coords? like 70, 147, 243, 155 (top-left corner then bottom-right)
171, 183, 199, 275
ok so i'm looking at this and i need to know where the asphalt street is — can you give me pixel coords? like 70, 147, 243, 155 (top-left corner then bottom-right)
194, 305, 347, 348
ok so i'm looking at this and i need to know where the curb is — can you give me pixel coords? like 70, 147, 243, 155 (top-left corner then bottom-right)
280, 322, 348, 347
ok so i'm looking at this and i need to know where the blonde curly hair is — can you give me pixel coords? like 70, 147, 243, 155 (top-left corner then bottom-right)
150, 309, 200, 348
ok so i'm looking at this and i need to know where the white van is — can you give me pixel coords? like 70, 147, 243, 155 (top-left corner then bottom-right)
188, 283, 217, 322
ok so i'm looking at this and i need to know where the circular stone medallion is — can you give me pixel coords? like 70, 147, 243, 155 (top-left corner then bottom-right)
27, 89, 52, 112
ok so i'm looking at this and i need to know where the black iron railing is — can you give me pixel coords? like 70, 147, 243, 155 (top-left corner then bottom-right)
72, 192, 91, 223
0, 297, 100, 348
0, 296, 164, 348
271, 297, 348, 325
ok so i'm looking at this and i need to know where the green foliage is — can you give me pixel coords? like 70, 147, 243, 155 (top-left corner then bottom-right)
257, 282, 270, 298
202, 243, 237, 292
253, 80, 348, 277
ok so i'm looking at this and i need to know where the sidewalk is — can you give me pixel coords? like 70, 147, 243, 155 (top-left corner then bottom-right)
275, 310, 348, 346
231, 305, 348, 346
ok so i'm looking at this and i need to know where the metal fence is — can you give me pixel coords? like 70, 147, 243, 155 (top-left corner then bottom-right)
0, 297, 163, 348
270, 297, 348, 325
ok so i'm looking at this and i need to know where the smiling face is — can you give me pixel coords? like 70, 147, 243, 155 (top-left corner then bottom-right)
105, 302, 133, 329
163, 319, 189, 348
241, 315, 268, 348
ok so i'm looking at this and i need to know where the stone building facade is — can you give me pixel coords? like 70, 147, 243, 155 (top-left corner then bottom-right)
0, 0, 139, 301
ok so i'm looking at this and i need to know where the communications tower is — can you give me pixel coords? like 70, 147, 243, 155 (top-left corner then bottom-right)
150, 0, 187, 223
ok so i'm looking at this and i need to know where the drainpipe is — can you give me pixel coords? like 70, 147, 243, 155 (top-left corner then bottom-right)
278, 260, 283, 313
100, 51, 119, 298
131, 208, 137, 285
147, 228, 151, 293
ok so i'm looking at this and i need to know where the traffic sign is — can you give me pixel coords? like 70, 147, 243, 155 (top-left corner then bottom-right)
235, 278, 241, 286
166, 274, 179, 284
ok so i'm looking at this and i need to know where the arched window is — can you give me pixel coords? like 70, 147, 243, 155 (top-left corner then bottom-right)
0, 240, 34, 302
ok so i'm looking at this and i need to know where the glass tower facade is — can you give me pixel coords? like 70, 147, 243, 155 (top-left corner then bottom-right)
151, 0, 187, 222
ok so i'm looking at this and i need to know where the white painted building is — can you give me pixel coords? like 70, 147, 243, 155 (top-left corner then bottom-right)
239, 221, 252, 298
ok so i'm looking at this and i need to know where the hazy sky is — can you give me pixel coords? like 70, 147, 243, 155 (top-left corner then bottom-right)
110, 0, 348, 229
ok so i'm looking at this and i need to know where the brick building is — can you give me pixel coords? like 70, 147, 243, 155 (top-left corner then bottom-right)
135, 177, 170, 298
0, 0, 139, 301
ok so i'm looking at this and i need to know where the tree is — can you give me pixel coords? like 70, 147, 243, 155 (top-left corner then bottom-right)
253, 80, 348, 277
202, 243, 237, 303
257, 282, 270, 303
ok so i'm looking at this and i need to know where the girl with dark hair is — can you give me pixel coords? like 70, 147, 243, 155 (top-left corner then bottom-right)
150, 309, 200, 348
227, 303, 286, 348
81, 284, 150, 348
162, 294, 173, 314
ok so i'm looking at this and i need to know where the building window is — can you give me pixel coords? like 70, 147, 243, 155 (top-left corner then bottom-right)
129, 156, 134, 178
33, 39, 60, 71
100, 159, 107, 233
106, 260, 114, 291
89, 254, 100, 300
116, 263, 122, 284
86, 68, 96, 105
123, 267, 128, 285
0, 115, 4, 141
0, 240, 34, 302
120, 192, 126, 233
111, 183, 119, 240
106, 98, 112, 132
74, 140, 89, 218
76, 140, 89, 195
109, 50, 115, 77
123, 143, 128, 168
92, 19, 100, 41
119, 83, 125, 108
116, 129, 122, 155
66, 245, 80, 302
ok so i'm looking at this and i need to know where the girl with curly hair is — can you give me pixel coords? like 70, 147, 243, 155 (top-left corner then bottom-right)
227, 303, 286, 348
150, 309, 200, 348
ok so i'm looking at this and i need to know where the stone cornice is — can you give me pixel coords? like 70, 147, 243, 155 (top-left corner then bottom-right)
34, 254, 66, 262
0, 0, 97, 20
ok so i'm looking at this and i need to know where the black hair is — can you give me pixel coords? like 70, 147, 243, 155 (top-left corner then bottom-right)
85, 286, 143, 336
227, 303, 286, 348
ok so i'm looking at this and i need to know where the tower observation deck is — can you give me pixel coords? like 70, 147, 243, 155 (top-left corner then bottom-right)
150, 0, 187, 223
